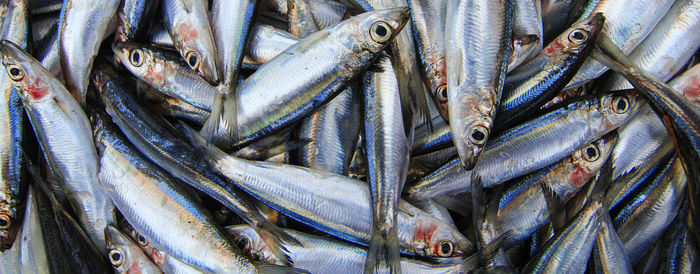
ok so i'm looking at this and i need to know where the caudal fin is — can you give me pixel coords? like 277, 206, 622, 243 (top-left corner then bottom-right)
364, 225, 401, 273
200, 85, 239, 148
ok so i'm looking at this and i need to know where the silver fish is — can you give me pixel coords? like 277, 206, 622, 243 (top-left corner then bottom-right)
58, 0, 120, 104
445, 0, 512, 169
104, 225, 162, 274
161, 0, 219, 84
0, 40, 115, 253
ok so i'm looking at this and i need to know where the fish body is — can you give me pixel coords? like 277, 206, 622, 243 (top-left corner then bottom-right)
115, 0, 160, 42
58, 0, 121, 104
92, 110, 256, 273
407, 90, 641, 200
0, 0, 29, 250
161, 0, 219, 84
0, 40, 115, 252
445, 0, 512, 169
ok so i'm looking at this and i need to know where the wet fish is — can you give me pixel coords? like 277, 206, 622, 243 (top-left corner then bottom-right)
407, 90, 641, 200
114, 0, 160, 42
104, 225, 163, 273
161, 0, 219, 84
58, 0, 120, 104
0, 0, 29, 251
445, 0, 512, 169
0, 39, 115, 252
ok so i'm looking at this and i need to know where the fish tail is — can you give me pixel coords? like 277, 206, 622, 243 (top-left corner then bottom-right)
256, 219, 299, 267
253, 262, 310, 273
364, 224, 401, 273
200, 85, 238, 148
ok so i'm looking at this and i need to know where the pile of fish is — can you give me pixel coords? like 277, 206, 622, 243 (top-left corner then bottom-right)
0, 0, 698, 272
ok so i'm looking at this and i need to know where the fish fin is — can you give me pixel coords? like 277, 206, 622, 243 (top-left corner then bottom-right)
364, 224, 401, 273
255, 218, 301, 267
254, 262, 310, 274
200, 85, 238, 148
590, 33, 635, 74
589, 156, 614, 204
540, 183, 567, 234
25, 155, 105, 259
458, 231, 513, 271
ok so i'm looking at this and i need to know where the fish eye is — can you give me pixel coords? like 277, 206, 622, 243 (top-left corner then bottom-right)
436, 84, 448, 102
137, 235, 148, 247
129, 49, 144, 67
436, 241, 454, 257
0, 215, 10, 229
468, 125, 489, 145
109, 249, 124, 267
568, 29, 589, 44
370, 21, 393, 43
185, 51, 200, 70
6, 64, 23, 81
612, 96, 629, 114
235, 236, 250, 250
582, 144, 600, 162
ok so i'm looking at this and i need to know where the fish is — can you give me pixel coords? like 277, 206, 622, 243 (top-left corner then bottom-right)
91, 108, 259, 273
161, 0, 219, 84
445, 0, 512, 169
407, 0, 449, 119
509, 0, 543, 71
182, 124, 474, 259
0, 186, 50, 273
362, 54, 411, 272
0, 0, 29, 251
93, 60, 298, 266
495, 12, 604, 131
114, 0, 160, 42
104, 225, 163, 273
592, 33, 700, 250
0, 39, 115, 253
406, 90, 641, 200
58, 0, 121, 104
200, 0, 260, 147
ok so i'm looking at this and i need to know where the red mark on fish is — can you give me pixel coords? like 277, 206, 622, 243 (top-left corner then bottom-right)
569, 166, 589, 187
177, 23, 198, 44
26, 77, 47, 100
413, 221, 438, 245
682, 76, 700, 100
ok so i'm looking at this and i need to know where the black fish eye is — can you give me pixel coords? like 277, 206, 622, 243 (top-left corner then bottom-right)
186, 51, 200, 70
468, 125, 489, 145
109, 249, 124, 267
129, 49, 144, 67
437, 241, 453, 257
568, 29, 588, 44
0, 215, 9, 229
612, 96, 630, 114
582, 144, 600, 162
370, 21, 393, 43
236, 236, 249, 250
437, 84, 448, 101
6, 65, 23, 81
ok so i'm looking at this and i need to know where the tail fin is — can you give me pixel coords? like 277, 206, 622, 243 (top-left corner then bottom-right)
256, 218, 302, 267
254, 262, 310, 274
200, 85, 239, 148
364, 225, 401, 273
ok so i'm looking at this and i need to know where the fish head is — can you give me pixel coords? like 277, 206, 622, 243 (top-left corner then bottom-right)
226, 225, 281, 265
0, 40, 56, 103
550, 131, 619, 200
599, 90, 644, 131
111, 42, 154, 84
558, 13, 605, 56
449, 90, 495, 170
431, 80, 449, 121
105, 225, 138, 273
0, 208, 16, 251
411, 217, 473, 258
169, 17, 220, 85
349, 7, 410, 54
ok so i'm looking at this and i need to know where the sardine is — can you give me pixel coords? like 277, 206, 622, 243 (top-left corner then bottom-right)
105, 225, 162, 273
0, 40, 115, 252
161, 0, 219, 84
407, 90, 641, 200
445, 0, 512, 170
114, 0, 160, 42
58, 0, 120, 104
0, 0, 29, 250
